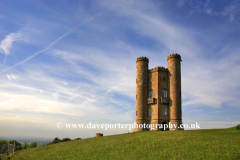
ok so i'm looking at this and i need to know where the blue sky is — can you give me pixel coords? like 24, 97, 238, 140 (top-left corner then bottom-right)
0, 0, 240, 139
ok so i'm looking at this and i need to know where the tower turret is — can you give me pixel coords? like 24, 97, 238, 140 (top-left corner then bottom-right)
167, 53, 183, 130
135, 56, 149, 131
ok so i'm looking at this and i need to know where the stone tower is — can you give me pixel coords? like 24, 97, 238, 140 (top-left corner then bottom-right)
135, 57, 149, 131
134, 53, 183, 131
167, 54, 183, 131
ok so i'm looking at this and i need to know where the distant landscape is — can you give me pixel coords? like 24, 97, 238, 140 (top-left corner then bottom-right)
0, 136, 53, 147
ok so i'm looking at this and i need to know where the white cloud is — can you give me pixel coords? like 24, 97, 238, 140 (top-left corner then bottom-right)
0, 32, 27, 55
179, 0, 240, 21
0, 64, 135, 123
182, 49, 240, 108
6, 74, 17, 80
222, 4, 238, 21
204, 4, 239, 22
52, 48, 137, 98
98, 0, 201, 59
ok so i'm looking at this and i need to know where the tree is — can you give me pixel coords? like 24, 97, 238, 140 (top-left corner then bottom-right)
0, 140, 8, 154
22, 142, 29, 149
28, 142, 37, 148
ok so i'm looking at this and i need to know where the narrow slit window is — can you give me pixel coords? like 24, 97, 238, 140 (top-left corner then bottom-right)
149, 108, 153, 116
163, 108, 167, 115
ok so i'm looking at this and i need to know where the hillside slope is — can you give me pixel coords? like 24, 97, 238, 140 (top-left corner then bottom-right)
8, 127, 240, 159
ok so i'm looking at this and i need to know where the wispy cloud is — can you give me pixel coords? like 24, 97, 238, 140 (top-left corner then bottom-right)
205, 3, 239, 21
177, 0, 240, 21
0, 62, 135, 123
182, 49, 240, 108
98, 0, 201, 58
177, 0, 186, 8
0, 31, 27, 55
0, 29, 74, 74
220, 3, 239, 21
6, 74, 16, 80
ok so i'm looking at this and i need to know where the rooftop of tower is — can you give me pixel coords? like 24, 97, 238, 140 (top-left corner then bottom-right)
136, 56, 149, 63
149, 66, 168, 73
167, 53, 181, 60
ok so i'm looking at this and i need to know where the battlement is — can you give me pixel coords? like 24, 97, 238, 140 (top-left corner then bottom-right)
136, 56, 149, 63
149, 66, 168, 73
167, 53, 181, 60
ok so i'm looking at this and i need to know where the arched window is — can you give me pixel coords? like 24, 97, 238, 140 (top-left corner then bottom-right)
162, 90, 167, 98
149, 90, 154, 98
163, 108, 167, 115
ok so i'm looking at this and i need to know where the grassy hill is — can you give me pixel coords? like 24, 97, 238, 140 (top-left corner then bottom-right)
5, 127, 240, 160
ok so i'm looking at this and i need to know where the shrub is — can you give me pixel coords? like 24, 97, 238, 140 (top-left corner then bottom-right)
237, 124, 240, 130
62, 138, 71, 142
51, 137, 61, 144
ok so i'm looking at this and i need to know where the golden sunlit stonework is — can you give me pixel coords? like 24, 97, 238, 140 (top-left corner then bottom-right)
134, 53, 183, 131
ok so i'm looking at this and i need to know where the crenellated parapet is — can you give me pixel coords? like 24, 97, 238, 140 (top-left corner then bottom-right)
167, 53, 181, 60
136, 56, 149, 63
149, 66, 168, 73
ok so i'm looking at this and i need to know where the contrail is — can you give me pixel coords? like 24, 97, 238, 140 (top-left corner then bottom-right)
0, 29, 74, 74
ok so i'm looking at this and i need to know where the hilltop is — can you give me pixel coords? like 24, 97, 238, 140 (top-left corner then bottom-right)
4, 127, 240, 160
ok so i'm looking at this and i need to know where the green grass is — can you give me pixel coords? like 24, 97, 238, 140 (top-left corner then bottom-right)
7, 127, 240, 160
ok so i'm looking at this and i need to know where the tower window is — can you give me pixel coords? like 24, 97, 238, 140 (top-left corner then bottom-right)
149, 108, 153, 116
163, 78, 166, 81
163, 108, 167, 115
162, 90, 167, 98
149, 90, 154, 98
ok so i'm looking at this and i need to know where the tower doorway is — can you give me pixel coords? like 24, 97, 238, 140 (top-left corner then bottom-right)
162, 122, 169, 131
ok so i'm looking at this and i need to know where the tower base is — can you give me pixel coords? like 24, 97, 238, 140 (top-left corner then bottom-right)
169, 120, 184, 131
